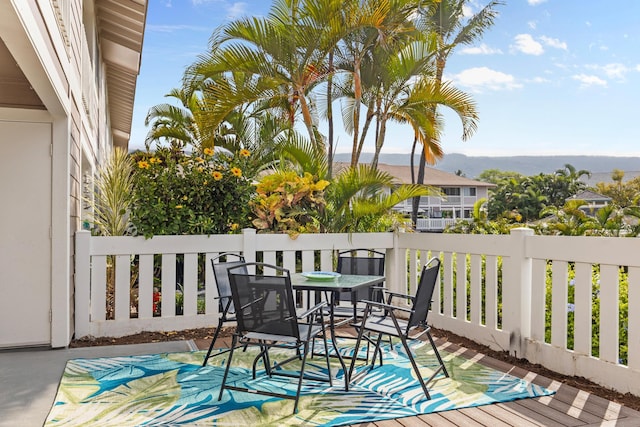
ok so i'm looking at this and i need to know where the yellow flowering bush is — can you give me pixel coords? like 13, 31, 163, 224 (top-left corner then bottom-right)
250, 170, 329, 237
130, 148, 254, 237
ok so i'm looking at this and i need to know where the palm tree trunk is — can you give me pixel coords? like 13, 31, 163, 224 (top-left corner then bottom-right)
356, 100, 375, 166
350, 60, 362, 167
412, 146, 427, 225
298, 93, 318, 148
327, 51, 335, 178
371, 113, 386, 169
410, 136, 419, 225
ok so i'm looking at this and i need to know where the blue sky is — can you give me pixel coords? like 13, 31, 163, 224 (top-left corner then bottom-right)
129, 0, 640, 157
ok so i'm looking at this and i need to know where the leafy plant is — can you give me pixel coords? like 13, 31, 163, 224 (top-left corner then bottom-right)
85, 148, 135, 236
130, 148, 254, 237
322, 165, 429, 233
250, 170, 329, 237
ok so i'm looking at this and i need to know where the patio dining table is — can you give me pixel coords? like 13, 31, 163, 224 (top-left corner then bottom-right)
290, 272, 385, 390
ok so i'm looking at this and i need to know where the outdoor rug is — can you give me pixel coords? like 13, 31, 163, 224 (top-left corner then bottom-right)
45, 340, 554, 426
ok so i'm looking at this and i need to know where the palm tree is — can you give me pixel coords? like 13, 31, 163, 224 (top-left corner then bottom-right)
271, 136, 433, 233
185, 0, 346, 150
322, 164, 432, 232
538, 200, 597, 236
144, 88, 208, 150
410, 0, 503, 224
329, 0, 419, 167
591, 204, 624, 236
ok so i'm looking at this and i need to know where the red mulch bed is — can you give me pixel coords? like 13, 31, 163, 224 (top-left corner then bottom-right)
70, 326, 640, 411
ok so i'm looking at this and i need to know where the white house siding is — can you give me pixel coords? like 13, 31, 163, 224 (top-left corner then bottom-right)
0, 0, 146, 348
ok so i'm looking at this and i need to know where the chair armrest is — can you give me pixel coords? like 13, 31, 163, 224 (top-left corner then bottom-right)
297, 301, 328, 319
239, 296, 264, 311
383, 290, 415, 302
360, 300, 413, 314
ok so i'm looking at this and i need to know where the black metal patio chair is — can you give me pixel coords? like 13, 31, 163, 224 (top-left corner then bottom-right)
347, 257, 449, 400
201, 253, 246, 366
218, 262, 333, 414
331, 248, 386, 320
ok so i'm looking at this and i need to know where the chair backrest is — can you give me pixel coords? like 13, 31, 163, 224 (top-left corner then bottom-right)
211, 253, 246, 314
227, 263, 299, 340
407, 257, 441, 330
336, 249, 385, 302
337, 249, 385, 276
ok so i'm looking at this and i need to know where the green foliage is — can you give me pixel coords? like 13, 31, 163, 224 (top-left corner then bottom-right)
130, 148, 253, 237
250, 170, 330, 237
445, 198, 518, 234
485, 164, 589, 222
596, 171, 640, 208
86, 148, 135, 236
543, 263, 629, 365
477, 169, 524, 184
322, 164, 428, 233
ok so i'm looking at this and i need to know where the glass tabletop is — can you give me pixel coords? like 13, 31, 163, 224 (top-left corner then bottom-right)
291, 273, 384, 292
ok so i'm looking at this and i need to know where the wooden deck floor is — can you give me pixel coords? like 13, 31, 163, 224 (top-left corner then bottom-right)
198, 332, 640, 427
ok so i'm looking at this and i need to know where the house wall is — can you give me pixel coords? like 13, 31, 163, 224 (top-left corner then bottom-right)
0, 0, 118, 348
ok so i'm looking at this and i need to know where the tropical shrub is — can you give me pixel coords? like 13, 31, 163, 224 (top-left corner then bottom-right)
86, 147, 135, 236
130, 148, 254, 237
250, 170, 329, 237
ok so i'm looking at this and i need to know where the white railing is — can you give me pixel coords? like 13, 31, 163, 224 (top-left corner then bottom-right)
415, 218, 465, 231
75, 228, 640, 396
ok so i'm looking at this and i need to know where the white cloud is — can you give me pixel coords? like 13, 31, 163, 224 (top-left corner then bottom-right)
511, 34, 544, 55
540, 36, 568, 51
601, 63, 628, 80
636, 65, 640, 72
227, 2, 248, 19
585, 63, 631, 80
459, 43, 503, 55
572, 74, 607, 88
530, 76, 550, 83
528, 20, 537, 30
449, 67, 522, 93
528, 0, 547, 5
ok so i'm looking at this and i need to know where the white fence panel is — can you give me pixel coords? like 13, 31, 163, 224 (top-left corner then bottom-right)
74, 229, 640, 397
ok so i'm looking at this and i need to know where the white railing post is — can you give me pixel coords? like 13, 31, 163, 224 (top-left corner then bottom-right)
386, 231, 405, 296
242, 228, 257, 263
504, 227, 534, 358
74, 230, 91, 338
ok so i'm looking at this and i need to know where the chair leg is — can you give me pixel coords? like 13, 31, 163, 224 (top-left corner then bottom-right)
347, 322, 367, 383
426, 330, 449, 378
320, 325, 333, 386
202, 319, 224, 366
293, 342, 309, 414
399, 335, 431, 400
371, 333, 384, 368
254, 343, 271, 378
218, 334, 238, 401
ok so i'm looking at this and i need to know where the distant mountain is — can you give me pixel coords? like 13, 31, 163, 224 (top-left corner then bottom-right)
334, 152, 640, 181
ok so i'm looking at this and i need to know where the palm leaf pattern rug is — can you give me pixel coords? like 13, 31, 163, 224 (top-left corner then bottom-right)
46, 340, 553, 426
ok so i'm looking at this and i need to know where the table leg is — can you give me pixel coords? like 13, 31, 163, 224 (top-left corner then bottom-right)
328, 302, 350, 391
